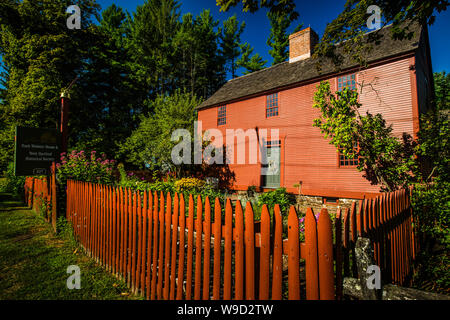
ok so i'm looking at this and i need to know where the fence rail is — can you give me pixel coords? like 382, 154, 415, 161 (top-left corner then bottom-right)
65, 180, 336, 300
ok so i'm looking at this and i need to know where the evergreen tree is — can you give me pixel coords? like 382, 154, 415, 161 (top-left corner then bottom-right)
129, 0, 181, 99
267, 10, 302, 65
236, 42, 266, 74
434, 71, 450, 110
192, 10, 226, 97
173, 10, 226, 99
219, 15, 245, 78
72, 4, 140, 159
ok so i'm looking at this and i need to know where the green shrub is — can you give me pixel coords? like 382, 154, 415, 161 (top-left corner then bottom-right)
412, 182, 450, 250
0, 177, 8, 192
174, 177, 205, 193
2, 162, 26, 196
255, 188, 296, 220
36, 194, 51, 219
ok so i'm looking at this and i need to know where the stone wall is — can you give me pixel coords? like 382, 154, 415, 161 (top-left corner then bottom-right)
229, 190, 359, 217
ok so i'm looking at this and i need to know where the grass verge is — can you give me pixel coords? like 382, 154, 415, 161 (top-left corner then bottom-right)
0, 192, 138, 300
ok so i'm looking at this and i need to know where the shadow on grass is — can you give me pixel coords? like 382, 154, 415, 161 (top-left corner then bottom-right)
0, 192, 138, 300
0, 192, 29, 211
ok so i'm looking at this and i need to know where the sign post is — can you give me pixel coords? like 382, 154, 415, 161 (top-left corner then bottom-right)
60, 91, 70, 154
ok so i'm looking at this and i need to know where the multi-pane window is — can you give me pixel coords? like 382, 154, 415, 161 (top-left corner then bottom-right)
338, 74, 356, 91
217, 105, 226, 125
339, 143, 359, 167
266, 93, 279, 117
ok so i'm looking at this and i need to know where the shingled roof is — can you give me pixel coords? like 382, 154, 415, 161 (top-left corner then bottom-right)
197, 23, 423, 110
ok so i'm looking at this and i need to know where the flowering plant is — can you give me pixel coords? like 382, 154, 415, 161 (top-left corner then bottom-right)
174, 177, 206, 193
298, 212, 320, 233
56, 150, 117, 185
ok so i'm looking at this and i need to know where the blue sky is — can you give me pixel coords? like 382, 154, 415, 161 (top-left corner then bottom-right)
97, 0, 450, 76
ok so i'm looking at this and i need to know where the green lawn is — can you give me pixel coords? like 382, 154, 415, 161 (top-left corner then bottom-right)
0, 192, 138, 300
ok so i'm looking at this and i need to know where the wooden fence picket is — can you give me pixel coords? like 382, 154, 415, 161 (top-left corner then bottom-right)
185, 194, 194, 300
202, 197, 211, 300
212, 198, 221, 300
272, 205, 283, 300
169, 193, 179, 300
234, 201, 245, 300
305, 208, 319, 300
317, 208, 334, 300
224, 199, 233, 300
244, 202, 255, 300
176, 194, 186, 300
194, 195, 203, 300
287, 206, 300, 300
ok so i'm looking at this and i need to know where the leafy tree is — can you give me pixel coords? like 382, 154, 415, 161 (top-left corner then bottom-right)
267, 10, 302, 65
0, 0, 100, 171
312, 81, 416, 191
217, 0, 299, 21
412, 109, 449, 260
236, 42, 266, 74
219, 1, 449, 68
410, 73, 449, 293
120, 90, 202, 176
314, 0, 449, 67
219, 15, 246, 78
434, 71, 450, 110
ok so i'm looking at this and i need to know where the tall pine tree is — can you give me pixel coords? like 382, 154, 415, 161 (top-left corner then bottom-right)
236, 42, 266, 74
219, 15, 245, 78
267, 11, 302, 65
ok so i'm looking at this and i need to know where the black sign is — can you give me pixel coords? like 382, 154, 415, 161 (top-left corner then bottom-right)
14, 126, 61, 176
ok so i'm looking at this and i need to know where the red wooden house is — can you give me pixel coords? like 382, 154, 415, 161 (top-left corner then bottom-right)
196, 23, 434, 199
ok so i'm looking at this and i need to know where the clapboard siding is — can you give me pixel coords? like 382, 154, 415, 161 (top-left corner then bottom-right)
197, 55, 422, 197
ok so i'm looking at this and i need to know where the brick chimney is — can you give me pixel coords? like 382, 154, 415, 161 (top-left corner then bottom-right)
289, 27, 319, 63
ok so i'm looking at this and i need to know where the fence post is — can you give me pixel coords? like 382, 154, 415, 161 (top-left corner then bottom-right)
51, 162, 57, 233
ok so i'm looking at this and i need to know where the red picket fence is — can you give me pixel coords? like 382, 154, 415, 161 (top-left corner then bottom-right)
24, 163, 58, 230
66, 180, 336, 300
25, 176, 51, 219
334, 188, 417, 299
